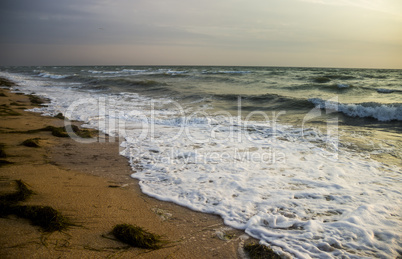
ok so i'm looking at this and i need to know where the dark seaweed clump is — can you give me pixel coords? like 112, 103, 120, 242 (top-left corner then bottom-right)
13, 205, 72, 232
0, 144, 13, 167
0, 78, 16, 87
0, 160, 14, 167
54, 113, 65, 119
244, 242, 281, 259
41, 125, 93, 138
14, 125, 94, 138
0, 180, 34, 205
0, 144, 6, 158
0, 104, 21, 116
112, 223, 165, 249
21, 138, 40, 148
0, 180, 73, 232
27, 94, 45, 105
41, 126, 70, 137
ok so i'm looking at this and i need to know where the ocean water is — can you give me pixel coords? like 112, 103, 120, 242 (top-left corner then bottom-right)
1, 66, 401, 258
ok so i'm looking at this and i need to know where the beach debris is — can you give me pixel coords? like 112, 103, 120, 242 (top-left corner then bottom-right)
0, 146, 13, 166
27, 94, 45, 105
45, 126, 70, 137
0, 180, 34, 204
111, 223, 166, 249
41, 125, 94, 138
0, 143, 6, 158
0, 179, 74, 232
0, 77, 16, 87
9, 101, 26, 106
21, 138, 41, 148
54, 112, 65, 119
0, 160, 14, 167
12, 125, 96, 138
215, 227, 237, 241
151, 207, 173, 221
0, 104, 21, 116
11, 205, 73, 232
243, 242, 282, 259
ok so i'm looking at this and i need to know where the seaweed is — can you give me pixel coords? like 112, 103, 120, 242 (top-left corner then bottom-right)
10, 102, 24, 106
111, 223, 165, 249
48, 126, 69, 137
0, 180, 34, 216
12, 205, 72, 232
244, 242, 281, 259
0, 160, 14, 167
0, 104, 21, 116
21, 138, 41, 148
0, 180, 34, 204
41, 125, 93, 138
76, 129, 93, 138
0, 77, 16, 87
13, 124, 95, 139
0, 92, 7, 97
0, 180, 73, 232
0, 143, 6, 158
54, 112, 65, 119
27, 94, 45, 105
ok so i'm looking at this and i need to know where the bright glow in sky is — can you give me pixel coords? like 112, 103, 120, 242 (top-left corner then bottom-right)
0, 0, 401, 68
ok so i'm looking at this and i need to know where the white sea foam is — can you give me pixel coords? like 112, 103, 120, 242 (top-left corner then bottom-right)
121, 69, 149, 73
1, 71, 401, 258
202, 70, 251, 74
86, 68, 185, 76
87, 70, 124, 75
37, 72, 69, 79
309, 98, 402, 121
120, 118, 401, 258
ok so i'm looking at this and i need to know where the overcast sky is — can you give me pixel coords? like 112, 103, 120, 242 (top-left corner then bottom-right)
0, 0, 401, 68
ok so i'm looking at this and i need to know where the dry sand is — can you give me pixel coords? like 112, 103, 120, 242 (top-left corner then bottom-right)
0, 85, 256, 258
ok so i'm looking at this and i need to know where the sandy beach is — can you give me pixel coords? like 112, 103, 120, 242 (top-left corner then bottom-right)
0, 83, 254, 258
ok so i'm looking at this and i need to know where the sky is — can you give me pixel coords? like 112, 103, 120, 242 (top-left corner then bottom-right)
0, 0, 401, 68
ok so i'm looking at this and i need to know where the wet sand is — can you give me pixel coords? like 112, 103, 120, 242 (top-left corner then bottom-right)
0, 85, 253, 258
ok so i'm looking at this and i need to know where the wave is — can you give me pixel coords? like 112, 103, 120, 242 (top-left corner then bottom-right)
309, 98, 402, 121
86, 77, 168, 88
377, 88, 394, 94
86, 69, 148, 75
86, 68, 189, 77
363, 74, 388, 79
311, 75, 357, 83
37, 72, 70, 79
213, 93, 315, 110
289, 83, 354, 92
376, 88, 402, 94
201, 70, 251, 75
336, 83, 350, 89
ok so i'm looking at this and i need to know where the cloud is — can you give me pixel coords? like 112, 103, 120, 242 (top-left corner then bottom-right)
298, 0, 402, 16
0, 0, 401, 67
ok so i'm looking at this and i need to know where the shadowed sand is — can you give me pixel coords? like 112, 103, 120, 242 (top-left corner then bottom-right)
0, 84, 258, 258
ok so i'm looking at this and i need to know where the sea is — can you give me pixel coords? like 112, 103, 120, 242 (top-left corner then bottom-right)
1, 66, 401, 258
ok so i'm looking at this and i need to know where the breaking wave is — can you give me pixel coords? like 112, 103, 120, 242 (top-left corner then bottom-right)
309, 98, 402, 121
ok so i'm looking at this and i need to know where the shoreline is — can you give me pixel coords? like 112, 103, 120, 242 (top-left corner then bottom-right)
0, 83, 259, 258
